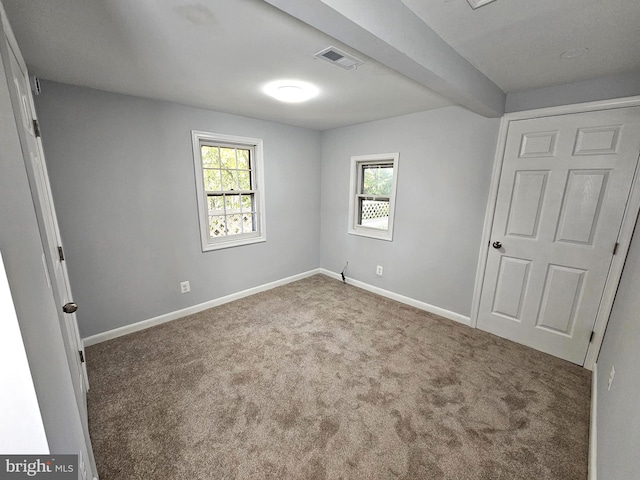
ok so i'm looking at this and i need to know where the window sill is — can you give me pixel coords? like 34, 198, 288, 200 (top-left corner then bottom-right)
348, 228, 393, 242
202, 235, 266, 252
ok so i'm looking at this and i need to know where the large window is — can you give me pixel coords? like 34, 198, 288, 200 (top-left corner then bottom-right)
192, 131, 266, 251
348, 153, 399, 241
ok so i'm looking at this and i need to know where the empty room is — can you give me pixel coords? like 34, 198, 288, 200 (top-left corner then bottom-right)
1, 0, 639, 479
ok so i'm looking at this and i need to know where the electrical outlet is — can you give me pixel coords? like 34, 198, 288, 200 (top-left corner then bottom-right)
180, 281, 190, 294
608, 365, 615, 391
376, 265, 383, 276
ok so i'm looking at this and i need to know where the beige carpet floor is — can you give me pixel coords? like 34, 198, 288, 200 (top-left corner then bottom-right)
86, 274, 591, 479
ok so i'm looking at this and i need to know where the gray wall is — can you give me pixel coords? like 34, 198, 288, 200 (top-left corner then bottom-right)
35, 81, 322, 338
596, 215, 640, 480
319, 107, 500, 317
0, 44, 88, 459
506, 71, 640, 112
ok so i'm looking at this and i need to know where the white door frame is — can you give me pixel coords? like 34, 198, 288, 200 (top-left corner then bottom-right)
0, 4, 98, 478
470, 95, 640, 370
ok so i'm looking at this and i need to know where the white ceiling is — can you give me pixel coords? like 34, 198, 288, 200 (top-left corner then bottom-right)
402, 0, 640, 93
3, 0, 639, 130
1, 0, 451, 130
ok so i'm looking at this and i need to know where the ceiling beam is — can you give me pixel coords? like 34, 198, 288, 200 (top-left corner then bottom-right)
264, 0, 505, 118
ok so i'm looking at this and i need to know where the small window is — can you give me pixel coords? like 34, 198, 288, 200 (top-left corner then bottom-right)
192, 131, 266, 251
348, 153, 399, 241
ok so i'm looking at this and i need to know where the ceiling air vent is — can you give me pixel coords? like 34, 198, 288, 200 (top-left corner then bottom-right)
314, 46, 364, 70
467, 0, 498, 9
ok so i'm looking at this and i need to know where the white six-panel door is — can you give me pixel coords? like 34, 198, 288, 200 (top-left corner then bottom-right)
478, 107, 640, 364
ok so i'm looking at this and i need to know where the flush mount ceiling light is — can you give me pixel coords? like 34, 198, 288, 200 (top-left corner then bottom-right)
263, 80, 319, 103
467, 0, 498, 9
560, 47, 589, 59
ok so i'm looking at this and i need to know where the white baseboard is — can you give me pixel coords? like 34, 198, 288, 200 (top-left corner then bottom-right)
83, 268, 323, 346
84, 267, 471, 347
318, 268, 471, 327
589, 363, 598, 480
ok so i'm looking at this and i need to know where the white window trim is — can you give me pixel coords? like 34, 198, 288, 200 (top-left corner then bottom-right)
348, 152, 399, 241
191, 130, 267, 251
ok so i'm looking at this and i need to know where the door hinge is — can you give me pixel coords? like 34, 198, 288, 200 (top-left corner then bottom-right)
58, 246, 65, 261
79, 350, 85, 363
589, 331, 595, 343
613, 242, 619, 255
33, 119, 41, 137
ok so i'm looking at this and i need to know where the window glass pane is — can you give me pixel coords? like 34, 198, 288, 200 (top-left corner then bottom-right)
221, 170, 238, 191
359, 199, 389, 230
225, 195, 241, 212
242, 213, 255, 233
227, 214, 242, 235
201, 146, 220, 167
237, 149, 250, 170
209, 215, 226, 237
220, 148, 237, 170
207, 196, 224, 212
241, 194, 253, 210
237, 170, 251, 190
362, 165, 393, 196
203, 168, 221, 191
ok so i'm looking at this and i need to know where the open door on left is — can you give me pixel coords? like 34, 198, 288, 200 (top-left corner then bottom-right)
0, 4, 98, 478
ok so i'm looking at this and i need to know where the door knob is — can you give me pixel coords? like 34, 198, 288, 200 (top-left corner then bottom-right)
492, 241, 502, 249
62, 302, 78, 314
